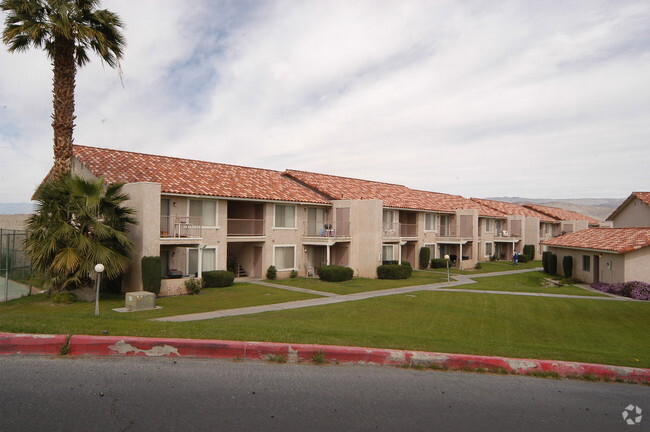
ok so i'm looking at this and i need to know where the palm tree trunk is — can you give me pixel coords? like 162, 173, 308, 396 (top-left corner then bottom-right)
51, 33, 76, 179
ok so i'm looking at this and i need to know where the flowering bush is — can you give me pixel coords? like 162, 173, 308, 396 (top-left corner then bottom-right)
591, 281, 650, 301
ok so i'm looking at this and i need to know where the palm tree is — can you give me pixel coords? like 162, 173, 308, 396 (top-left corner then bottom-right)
1, 0, 125, 179
26, 175, 136, 294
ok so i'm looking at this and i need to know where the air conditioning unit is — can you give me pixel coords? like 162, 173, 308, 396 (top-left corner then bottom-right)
125, 291, 156, 311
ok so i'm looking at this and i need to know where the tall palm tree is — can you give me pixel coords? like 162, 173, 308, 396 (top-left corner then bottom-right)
1, 0, 125, 179
26, 175, 136, 293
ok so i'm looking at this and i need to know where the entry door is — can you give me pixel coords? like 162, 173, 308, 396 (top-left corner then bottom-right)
593, 255, 600, 283
253, 247, 263, 279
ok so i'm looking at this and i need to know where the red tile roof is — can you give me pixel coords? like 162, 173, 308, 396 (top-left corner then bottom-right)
470, 198, 557, 222
73, 145, 330, 204
283, 170, 506, 216
523, 204, 600, 224
606, 192, 650, 221
542, 228, 650, 254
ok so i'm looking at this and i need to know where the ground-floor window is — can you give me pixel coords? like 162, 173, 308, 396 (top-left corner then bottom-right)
274, 245, 296, 270
582, 255, 590, 272
485, 242, 493, 257
382, 244, 395, 262
187, 247, 217, 276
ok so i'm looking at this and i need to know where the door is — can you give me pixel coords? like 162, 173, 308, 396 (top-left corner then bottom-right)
593, 255, 600, 283
253, 247, 263, 279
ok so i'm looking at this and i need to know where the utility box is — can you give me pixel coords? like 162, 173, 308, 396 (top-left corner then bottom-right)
125, 291, 156, 311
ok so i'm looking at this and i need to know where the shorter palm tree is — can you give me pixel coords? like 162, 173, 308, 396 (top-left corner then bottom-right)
26, 175, 136, 294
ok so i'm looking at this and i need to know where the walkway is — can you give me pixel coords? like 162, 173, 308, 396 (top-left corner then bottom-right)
0, 276, 32, 302
154, 267, 632, 322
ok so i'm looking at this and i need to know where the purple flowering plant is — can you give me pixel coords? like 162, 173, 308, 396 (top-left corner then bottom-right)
591, 281, 650, 301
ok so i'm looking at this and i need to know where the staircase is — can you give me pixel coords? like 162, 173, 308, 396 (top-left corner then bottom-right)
227, 255, 248, 278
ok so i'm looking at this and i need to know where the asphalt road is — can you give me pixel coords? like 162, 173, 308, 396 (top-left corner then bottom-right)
0, 356, 647, 431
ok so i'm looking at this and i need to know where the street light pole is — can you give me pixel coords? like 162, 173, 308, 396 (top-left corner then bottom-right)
94, 263, 105, 317
444, 254, 450, 284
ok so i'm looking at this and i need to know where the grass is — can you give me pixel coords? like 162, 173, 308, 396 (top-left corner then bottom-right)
1, 270, 648, 369
266, 270, 447, 295
451, 271, 609, 297
442, 260, 543, 275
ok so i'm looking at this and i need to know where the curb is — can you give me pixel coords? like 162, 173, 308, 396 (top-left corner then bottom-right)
1, 332, 648, 384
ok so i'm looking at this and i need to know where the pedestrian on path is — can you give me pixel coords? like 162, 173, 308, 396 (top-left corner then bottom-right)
512, 251, 519, 265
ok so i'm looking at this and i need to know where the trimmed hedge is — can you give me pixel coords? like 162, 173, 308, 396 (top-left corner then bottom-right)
141, 256, 162, 295
518, 254, 530, 263
542, 251, 551, 273
202, 270, 235, 288
317, 265, 354, 282
523, 244, 535, 261
431, 258, 448, 269
562, 256, 573, 279
377, 264, 412, 280
419, 247, 431, 269
548, 253, 558, 275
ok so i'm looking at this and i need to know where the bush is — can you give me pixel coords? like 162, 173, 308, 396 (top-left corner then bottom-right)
266, 265, 277, 280
430, 258, 448, 268
419, 247, 431, 269
562, 256, 573, 278
50, 292, 77, 303
518, 254, 530, 263
141, 256, 162, 295
591, 281, 650, 301
377, 264, 412, 279
202, 270, 235, 288
523, 244, 535, 261
317, 265, 353, 282
474, 262, 482, 270
542, 251, 551, 273
547, 253, 558, 275
290, 269, 298, 278
184, 277, 203, 295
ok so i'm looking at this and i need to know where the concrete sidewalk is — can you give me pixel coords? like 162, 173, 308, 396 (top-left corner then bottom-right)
154, 267, 631, 323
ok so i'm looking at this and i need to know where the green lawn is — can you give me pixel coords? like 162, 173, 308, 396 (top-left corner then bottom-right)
441, 260, 542, 274
451, 271, 609, 297
267, 270, 448, 295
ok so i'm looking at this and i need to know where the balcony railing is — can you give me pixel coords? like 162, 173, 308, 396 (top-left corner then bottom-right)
438, 224, 457, 237
160, 216, 202, 238
227, 218, 264, 236
304, 221, 351, 237
382, 222, 418, 237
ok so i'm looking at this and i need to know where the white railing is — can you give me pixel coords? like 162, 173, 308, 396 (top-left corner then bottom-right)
160, 216, 202, 238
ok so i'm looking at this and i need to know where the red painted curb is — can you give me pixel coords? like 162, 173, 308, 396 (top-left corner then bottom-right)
0, 332, 68, 356
2, 332, 648, 384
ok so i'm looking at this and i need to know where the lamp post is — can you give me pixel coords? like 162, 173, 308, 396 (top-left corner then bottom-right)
444, 254, 450, 284
94, 263, 105, 317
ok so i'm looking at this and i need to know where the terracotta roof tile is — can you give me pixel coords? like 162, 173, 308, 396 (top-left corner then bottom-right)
284, 170, 506, 216
471, 198, 557, 222
73, 145, 330, 204
523, 204, 599, 224
542, 227, 650, 253
632, 192, 650, 206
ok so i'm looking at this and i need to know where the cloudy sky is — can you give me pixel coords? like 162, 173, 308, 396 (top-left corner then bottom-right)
1, 0, 649, 203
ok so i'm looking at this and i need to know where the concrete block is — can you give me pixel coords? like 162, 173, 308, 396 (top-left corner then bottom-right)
125, 291, 156, 311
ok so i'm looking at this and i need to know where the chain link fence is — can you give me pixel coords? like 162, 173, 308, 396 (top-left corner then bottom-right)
0, 229, 34, 302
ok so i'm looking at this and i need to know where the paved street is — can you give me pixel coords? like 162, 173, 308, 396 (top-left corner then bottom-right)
0, 356, 647, 431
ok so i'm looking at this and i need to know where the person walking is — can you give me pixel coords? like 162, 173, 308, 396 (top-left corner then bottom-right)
513, 251, 519, 265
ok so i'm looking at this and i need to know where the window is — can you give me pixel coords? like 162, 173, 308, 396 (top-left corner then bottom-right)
425, 214, 436, 231
274, 246, 295, 270
274, 205, 296, 228
485, 219, 493, 232
189, 199, 217, 226
439, 215, 451, 236
485, 242, 493, 257
582, 255, 590, 271
382, 245, 394, 261
424, 244, 436, 259
187, 247, 217, 276
307, 207, 326, 235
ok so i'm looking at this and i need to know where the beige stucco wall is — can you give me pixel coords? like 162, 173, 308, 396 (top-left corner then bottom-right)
624, 248, 650, 283
337, 199, 383, 278
547, 247, 626, 284
613, 198, 650, 228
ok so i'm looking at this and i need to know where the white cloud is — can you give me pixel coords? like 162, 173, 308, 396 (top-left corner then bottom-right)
1, 0, 649, 202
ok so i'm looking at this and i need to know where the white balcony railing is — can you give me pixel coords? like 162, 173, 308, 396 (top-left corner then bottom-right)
160, 216, 202, 238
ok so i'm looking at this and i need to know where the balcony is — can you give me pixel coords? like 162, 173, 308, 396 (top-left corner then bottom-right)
304, 221, 351, 239
160, 216, 202, 239
227, 218, 264, 236
382, 222, 417, 238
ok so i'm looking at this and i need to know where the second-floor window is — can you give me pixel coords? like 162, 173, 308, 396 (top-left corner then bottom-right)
485, 219, 493, 232
425, 214, 436, 231
275, 205, 296, 228
190, 199, 217, 226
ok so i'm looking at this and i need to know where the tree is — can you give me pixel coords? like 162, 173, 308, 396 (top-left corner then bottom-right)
26, 175, 136, 294
1, 0, 125, 179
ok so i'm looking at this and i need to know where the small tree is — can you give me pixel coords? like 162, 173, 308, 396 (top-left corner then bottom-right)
562, 256, 573, 279
141, 256, 162, 295
419, 247, 431, 269
542, 251, 551, 273
548, 253, 558, 275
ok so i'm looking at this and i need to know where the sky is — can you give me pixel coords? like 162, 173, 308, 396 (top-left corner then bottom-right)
1, 0, 649, 203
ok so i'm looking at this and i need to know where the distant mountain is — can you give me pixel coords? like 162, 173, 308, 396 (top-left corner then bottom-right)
484, 197, 625, 221
0, 203, 36, 215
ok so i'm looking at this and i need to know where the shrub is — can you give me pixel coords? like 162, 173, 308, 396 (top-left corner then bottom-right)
542, 251, 551, 273
266, 265, 277, 280
141, 256, 162, 295
377, 264, 412, 279
523, 244, 535, 261
547, 253, 558, 275
202, 270, 235, 288
474, 262, 482, 270
518, 254, 530, 263
50, 292, 77, 303
562, 256, 573, 278
430, 258, 448, 269
317, 265, 354, 282
419, 247, 431, 269
591, 281, 650, 301
290, 269, 298, 278
184, 277, 203, 295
